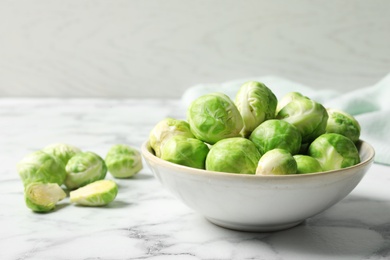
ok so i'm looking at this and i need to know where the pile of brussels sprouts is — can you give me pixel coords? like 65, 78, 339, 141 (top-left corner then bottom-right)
149, 81, 361, 175
17, 143, 143, 213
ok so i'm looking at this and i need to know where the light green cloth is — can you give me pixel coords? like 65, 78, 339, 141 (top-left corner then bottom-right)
181, 74, 390, 165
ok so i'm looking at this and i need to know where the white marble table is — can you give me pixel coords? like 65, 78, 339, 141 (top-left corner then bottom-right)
1, 98, 389, 260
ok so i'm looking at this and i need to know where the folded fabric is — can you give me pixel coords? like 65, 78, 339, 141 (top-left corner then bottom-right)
180, 74, 390, 165
324, 74, 390, 165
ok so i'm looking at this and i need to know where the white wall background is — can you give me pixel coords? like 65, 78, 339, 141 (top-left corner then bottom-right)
0, 0, 389, 98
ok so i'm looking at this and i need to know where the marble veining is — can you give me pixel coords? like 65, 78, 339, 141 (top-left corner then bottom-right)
0, 98, 389, 260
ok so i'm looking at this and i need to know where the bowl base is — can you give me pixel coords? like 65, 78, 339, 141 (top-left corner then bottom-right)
206, 217, 303, 232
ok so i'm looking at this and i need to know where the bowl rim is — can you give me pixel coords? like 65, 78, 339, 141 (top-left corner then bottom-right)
141, 139, 375, 180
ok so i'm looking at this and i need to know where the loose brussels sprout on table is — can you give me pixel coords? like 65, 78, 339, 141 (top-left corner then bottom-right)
17, 150, 67, 187
25, 182, 66, 213
17, 143, 129, 212
234, 81, 277, 137
70, 179, 118, 206
249, 119, 302, 155
64, 151, 107, 190
256, 149, 298, 175
187, 92, 243, 144
42, 143, 81, 166
160, 135, 209, 169
308, 133, 360, 171
206, 137, 261, 174
326, 108, 361, 143
149, 117, 195, 158
105, 144, 143, 178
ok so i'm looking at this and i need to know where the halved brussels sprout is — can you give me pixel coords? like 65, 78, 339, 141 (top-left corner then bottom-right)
160, 135, 209, 169
249, 119, 302, 155
326, 108, 361, 143
149, 117, 195, 157
293, 155, 323, 174
64, 151, 107, 190
25, 182, 66, 213
17, 150, 67, 187
234, 81, 277, 137
276, 92, 328, 143
105, 144, 143, 178
256, 149, 297, 175
308, 133, 360, 171
42, 143, 81, 166
70, 180, 118, 206
206, 137, 260, 174
187, 92, 243, 144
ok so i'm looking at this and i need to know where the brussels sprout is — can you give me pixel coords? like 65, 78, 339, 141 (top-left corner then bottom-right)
70, 180, 118, 206
149, 117, 195, 157
276, 92, 305, 114
308, 133, 360, 171
25, 182, 66, 213
256, 149, 297, 175
276, 92, 328, 143
160, 135, 209, 169
64, 151, 107, 190
187, 93, 243, 144
234, 81, 277, 137
206, 137, 260, 174
326, 108, 361, 143
105, 144, 143, 178
293, 155, 323, 174
17, 150, 67, 187
249, 119, 302, 155
42, 143, 81, 166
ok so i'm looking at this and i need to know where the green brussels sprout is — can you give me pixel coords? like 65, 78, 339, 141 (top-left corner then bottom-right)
249, 119, 302, 155
276, 92, 328, 143
326, 108, 361, 143
42, 143, 81, 166
17, 150, 67, 187
256, 149, 297, 175
234, 81, 277, 137
64, 151, 107, 190
25, 182, 66, 213
70, 179, 118, 206
206, 137, 260, 174
160, 135, 210, 169
105, 144, 143, 178
276, 92, 305, 114
187, 92, 243, 144
308, 133, 360, 171
293, 155, 323, 174
149, 117, 195, 157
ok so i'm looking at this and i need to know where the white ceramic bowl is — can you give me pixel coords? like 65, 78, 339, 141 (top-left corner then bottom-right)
141, 140, 375, 232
